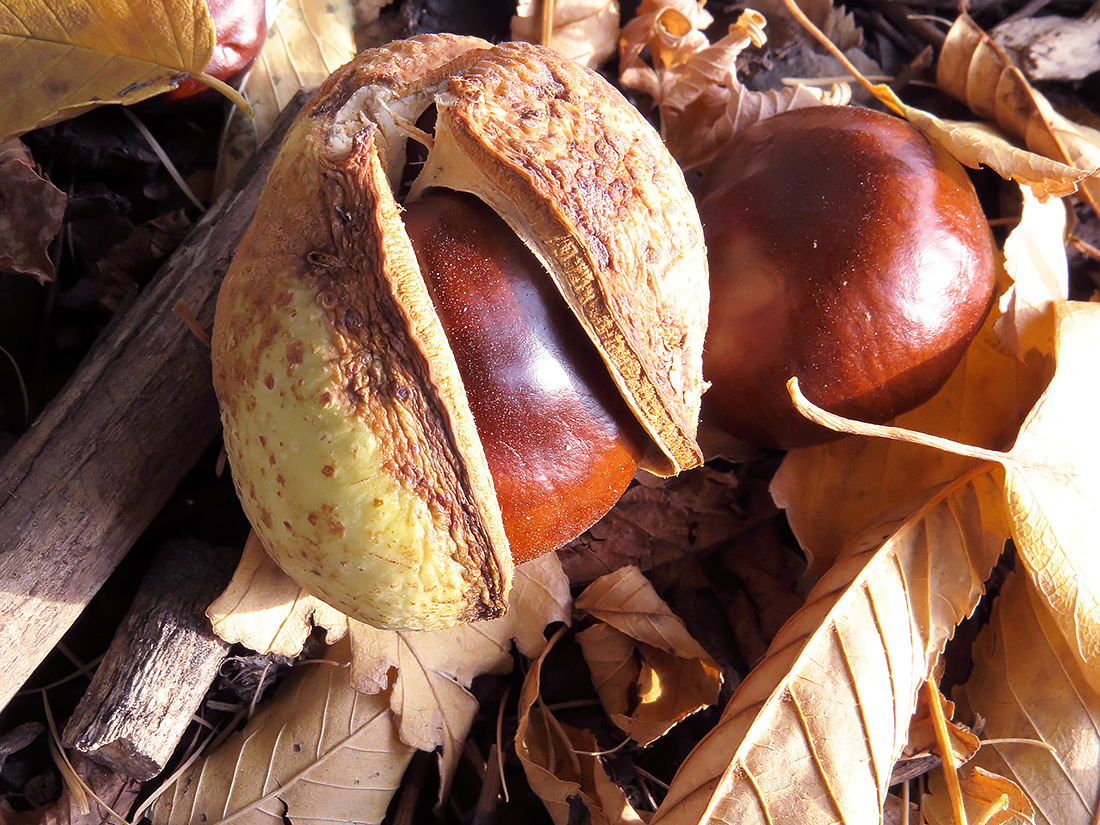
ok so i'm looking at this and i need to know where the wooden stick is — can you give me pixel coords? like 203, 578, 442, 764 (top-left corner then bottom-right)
0, 92, 310, 713
61, 539, 238, 780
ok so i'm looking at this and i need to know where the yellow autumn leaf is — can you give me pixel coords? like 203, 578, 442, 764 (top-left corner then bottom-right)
575, 566, 721, 746
213, 0, 357, 195
0, 0, 216, 142
997, 301, 1100, 691
887, 98, 1093, 201
774, 0, 1095, 199
651, 471, 1009, 824
996, 185, 1070, 357
772, 307, 1049, 576
347, 553, 572, 796
207, 531, 350, 657
789, 300, 1100, 692
954, 570, 1100, 825
514, 629, 646, 825
148, 639, 414, 825
511, 0, 620, 69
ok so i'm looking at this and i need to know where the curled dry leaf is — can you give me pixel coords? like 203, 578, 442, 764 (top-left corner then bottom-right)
514, 630, 646, 825
347, 554, 571, 796
789, 301, 1100, 693
715, 519, 809, 667
923, 766, 1036, 825
618, 1, 848, 171
0, 0, 215, 143
901, 686, 981, 771
954, 570, 1100, 825
0, 139, 66, 282
936, 13, 1100, 211
772, 307, 1050, 576
996, 185, 1070, 357
207, 531, 349, 658
511, 0, 620, 69
558, 465, 772, 584
575, 566, 721, 746
149, 639, 414, 825
213, 0, 357, 195
651, 471, 1009, 825
774, 0, 1093, 199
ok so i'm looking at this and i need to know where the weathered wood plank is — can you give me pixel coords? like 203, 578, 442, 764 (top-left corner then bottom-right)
0, 93, 309, 712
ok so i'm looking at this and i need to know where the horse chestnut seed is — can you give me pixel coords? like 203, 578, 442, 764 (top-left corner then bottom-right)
698, 106, 996, 450
403, 190, 648, 564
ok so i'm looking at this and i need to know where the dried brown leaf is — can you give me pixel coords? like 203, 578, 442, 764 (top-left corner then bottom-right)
558, 465, 772, 584
923, 766, 1036, 825
788, 300, 1100, 692
0, 0, 215, 142
8, 752, 140, 825
618, 0, 718, 102
936, 13, 1100, 210
575, 567, 721, 745
576, 566, 714, 661
991, 5, 1100, 83
954, 570, 1100, 825
0, 139, 66, 282
996, 302, 1100, 691
902, 687, 981, 767
996, 185, 1070, 357
213, 0, 357, 194
514, 630, 645, 825
148, 640, 414, 825
207, 531, 350, 658
618, 1, 848, 171
209, 538, 570, 796
651, 472, 1009, 824
716, 520, 808, 666
347, 554, 571, 794
772, 308, 1049, 576
511, 0, 620, 69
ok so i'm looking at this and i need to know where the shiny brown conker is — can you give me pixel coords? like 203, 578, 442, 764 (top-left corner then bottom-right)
698, 105, 997, 450
402, 190, 648, 563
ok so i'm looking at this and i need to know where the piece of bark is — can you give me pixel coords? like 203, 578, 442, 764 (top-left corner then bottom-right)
61, 539, 238, 780
0, 91, 310, 713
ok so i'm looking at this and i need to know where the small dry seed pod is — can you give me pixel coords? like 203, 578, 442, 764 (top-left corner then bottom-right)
211, 34, 708, 630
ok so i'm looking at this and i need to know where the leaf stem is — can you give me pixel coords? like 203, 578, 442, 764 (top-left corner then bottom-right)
787, 378, 1011, 466
193, 72, 253, 117
539, 0, 556, 47
925, 682, 969, 825
121, 109, 206, 212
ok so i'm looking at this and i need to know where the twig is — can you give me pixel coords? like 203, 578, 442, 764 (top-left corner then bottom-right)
0, 91, 312, 714
0, 344, 29, 427
926, 682, 968, 825
539, 0, 556, 46
120, 108, 206, 212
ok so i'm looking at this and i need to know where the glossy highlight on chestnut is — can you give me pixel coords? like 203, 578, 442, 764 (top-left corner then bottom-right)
698, 106, 997, 450
403, 190, 647, 563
